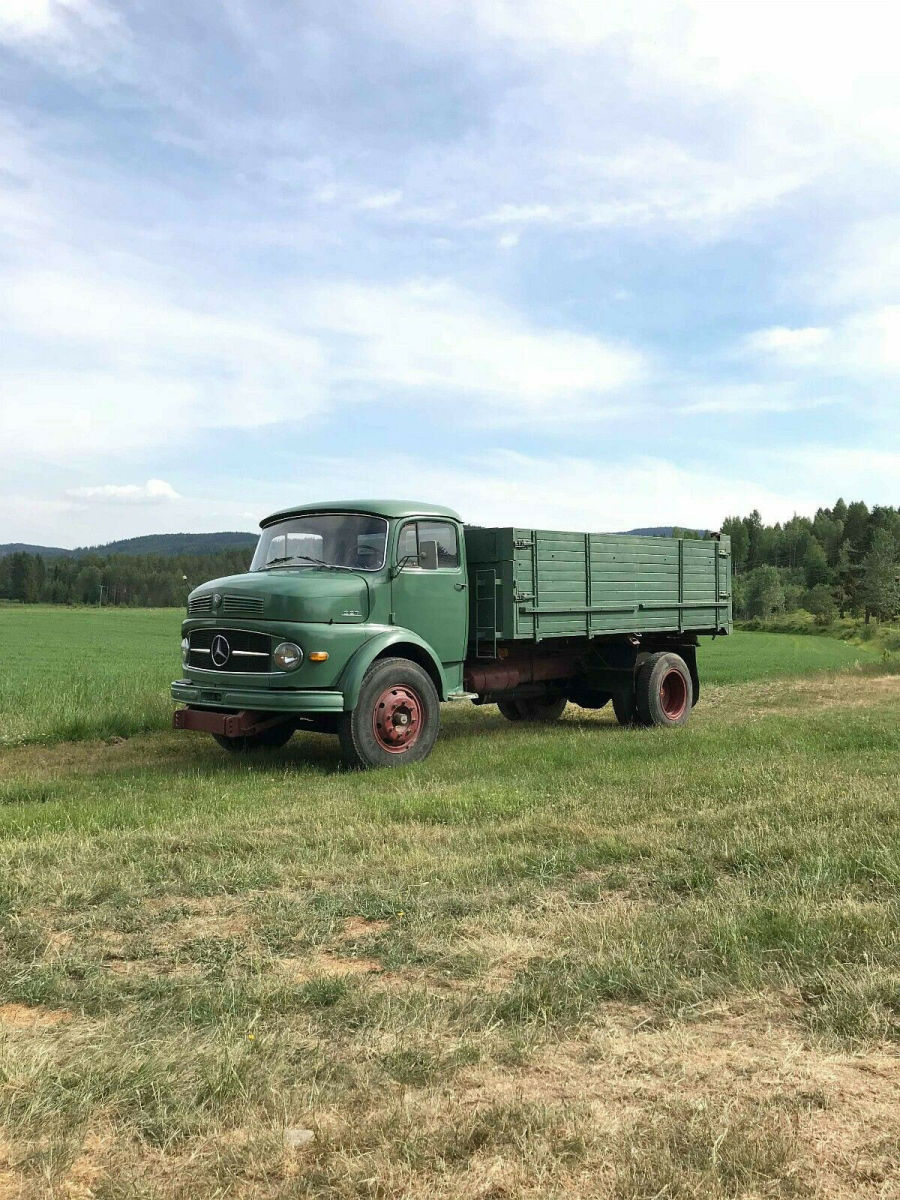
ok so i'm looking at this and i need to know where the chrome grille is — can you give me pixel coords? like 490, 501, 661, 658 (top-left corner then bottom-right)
188, 594, 213, 615
222, 594, 265, 617
187, 628, 271, 673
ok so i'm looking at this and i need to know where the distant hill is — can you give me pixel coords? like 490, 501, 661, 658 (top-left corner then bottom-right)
0, 542, 72, 558
0, 532, 258, 558
1, 527, 709, 559
622, 527, 708, 537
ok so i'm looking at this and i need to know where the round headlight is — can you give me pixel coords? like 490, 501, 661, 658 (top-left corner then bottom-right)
181, 636, 190, 663
273, 641, 303, 670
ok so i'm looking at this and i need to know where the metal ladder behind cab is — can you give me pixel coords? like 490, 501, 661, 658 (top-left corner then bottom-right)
474, 567, 498, 659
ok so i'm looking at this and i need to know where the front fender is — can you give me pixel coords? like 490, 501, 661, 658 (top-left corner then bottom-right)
338, 629, 448, 709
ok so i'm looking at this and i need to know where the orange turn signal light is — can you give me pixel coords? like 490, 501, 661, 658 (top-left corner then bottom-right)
308, 651, 329, 662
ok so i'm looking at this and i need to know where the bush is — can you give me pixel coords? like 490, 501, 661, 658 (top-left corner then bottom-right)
803, 584, 837, 625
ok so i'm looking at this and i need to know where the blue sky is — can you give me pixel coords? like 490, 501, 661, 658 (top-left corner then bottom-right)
1, 0, 898, 546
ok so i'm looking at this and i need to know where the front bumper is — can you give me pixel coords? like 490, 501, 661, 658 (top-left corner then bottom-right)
170, 679, 345, 713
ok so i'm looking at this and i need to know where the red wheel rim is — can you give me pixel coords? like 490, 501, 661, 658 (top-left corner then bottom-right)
372, 685, 423, 753
659, 668, 688, 720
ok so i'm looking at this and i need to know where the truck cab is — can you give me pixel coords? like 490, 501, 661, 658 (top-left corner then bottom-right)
172, 501, 470, 766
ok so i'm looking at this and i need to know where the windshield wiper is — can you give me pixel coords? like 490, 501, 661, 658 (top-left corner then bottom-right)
259, 554, 355, 571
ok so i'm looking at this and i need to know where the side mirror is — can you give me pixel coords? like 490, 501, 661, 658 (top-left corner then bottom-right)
391, 554, 420, 578
418, 540, 439, 571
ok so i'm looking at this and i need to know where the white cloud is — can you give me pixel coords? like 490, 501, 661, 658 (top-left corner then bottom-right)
301, 280, 646, 419
0, 267, 328, 462
677, 383, 836, 417
0, 0, 59, 38
469, 142, 807, 236
237, 449, 827, 531
67, 478, 181, 503
0, 265, 648, 468
813, 216, 900, 307
745, 327, 831, 354
376, 0, 899, 244
745, 309, 900, 376
357, 190, 403, 210
775, 447, 900, 504
454, 0, 900, 139
0, 0, 120, 77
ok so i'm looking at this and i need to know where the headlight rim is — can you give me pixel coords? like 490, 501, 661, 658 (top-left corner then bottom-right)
273, 641, 303, 671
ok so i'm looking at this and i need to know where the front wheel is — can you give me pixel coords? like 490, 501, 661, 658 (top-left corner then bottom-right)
338, 657, 440, 768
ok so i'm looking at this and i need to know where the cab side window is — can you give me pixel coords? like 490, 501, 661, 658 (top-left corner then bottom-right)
397, 523, 418, 562
397, 521, 459, 570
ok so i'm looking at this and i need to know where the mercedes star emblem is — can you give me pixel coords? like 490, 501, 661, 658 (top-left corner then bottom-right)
210, 634, 231, 667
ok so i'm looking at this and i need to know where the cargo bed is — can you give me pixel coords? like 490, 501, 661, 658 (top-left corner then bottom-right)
465, 527, 731, 655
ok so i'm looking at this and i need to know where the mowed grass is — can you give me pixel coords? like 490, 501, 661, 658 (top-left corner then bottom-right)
0, 603, 881, 746
0, 610, 899, 1197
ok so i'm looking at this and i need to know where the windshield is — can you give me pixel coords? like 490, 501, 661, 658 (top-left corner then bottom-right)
250, 513, 388, 572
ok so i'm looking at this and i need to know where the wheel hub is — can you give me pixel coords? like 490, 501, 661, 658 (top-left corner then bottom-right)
372, 685, 423, 752
659, 668, 688, 720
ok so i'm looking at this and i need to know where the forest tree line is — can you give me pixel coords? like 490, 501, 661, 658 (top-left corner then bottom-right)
0, 547, 252, 608
721, 498, 900, 623
1, 497, 898, 622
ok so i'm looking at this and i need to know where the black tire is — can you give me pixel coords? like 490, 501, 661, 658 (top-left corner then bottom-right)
634, 652, 693, 728
567, 685, 611, 711
338, 657, 440, 768
497, 697, 567, 722
212, 722, 295, 753
612, 692, 635, 726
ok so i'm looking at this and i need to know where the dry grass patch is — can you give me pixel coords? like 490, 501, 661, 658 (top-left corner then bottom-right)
276, 952, 383, 982
0, 1004, 72, 1030
451, 999, 900, 1198
709, 669, 900, 720
338, 916, 390, 941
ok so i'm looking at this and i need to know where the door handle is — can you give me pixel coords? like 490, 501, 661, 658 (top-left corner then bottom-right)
454, 582, 467, 590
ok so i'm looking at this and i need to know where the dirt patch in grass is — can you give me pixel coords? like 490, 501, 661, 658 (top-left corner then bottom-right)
0, 1136, 22, 1200
339, 916, 390, 940
61, 1129, 115, 1200
168, 912, 250, 941
276, 952, 383, 982
0, 1003, 73, 1029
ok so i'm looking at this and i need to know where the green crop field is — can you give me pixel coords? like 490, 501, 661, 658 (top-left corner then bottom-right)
1, 606, 899, 1198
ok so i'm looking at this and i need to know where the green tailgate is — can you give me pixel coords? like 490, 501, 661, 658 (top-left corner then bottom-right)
465, 527, 731, 645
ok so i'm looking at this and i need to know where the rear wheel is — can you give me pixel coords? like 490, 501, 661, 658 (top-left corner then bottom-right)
634, 652, 693, 728
612, 692, 635, 726
497, 697, 567, 722
212, 723, 295, 753
338, 657, 440, 768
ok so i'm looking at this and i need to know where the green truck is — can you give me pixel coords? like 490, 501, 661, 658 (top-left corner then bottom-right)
172, 500, 732, 767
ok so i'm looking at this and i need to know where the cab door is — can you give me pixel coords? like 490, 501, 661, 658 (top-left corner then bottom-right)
391, 519, 468, 667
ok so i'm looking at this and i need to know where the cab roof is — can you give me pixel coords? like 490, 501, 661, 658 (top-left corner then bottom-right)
260, 499, 462, 527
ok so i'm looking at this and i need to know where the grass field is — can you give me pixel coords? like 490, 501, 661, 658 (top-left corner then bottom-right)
1, 607, 899, 1198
